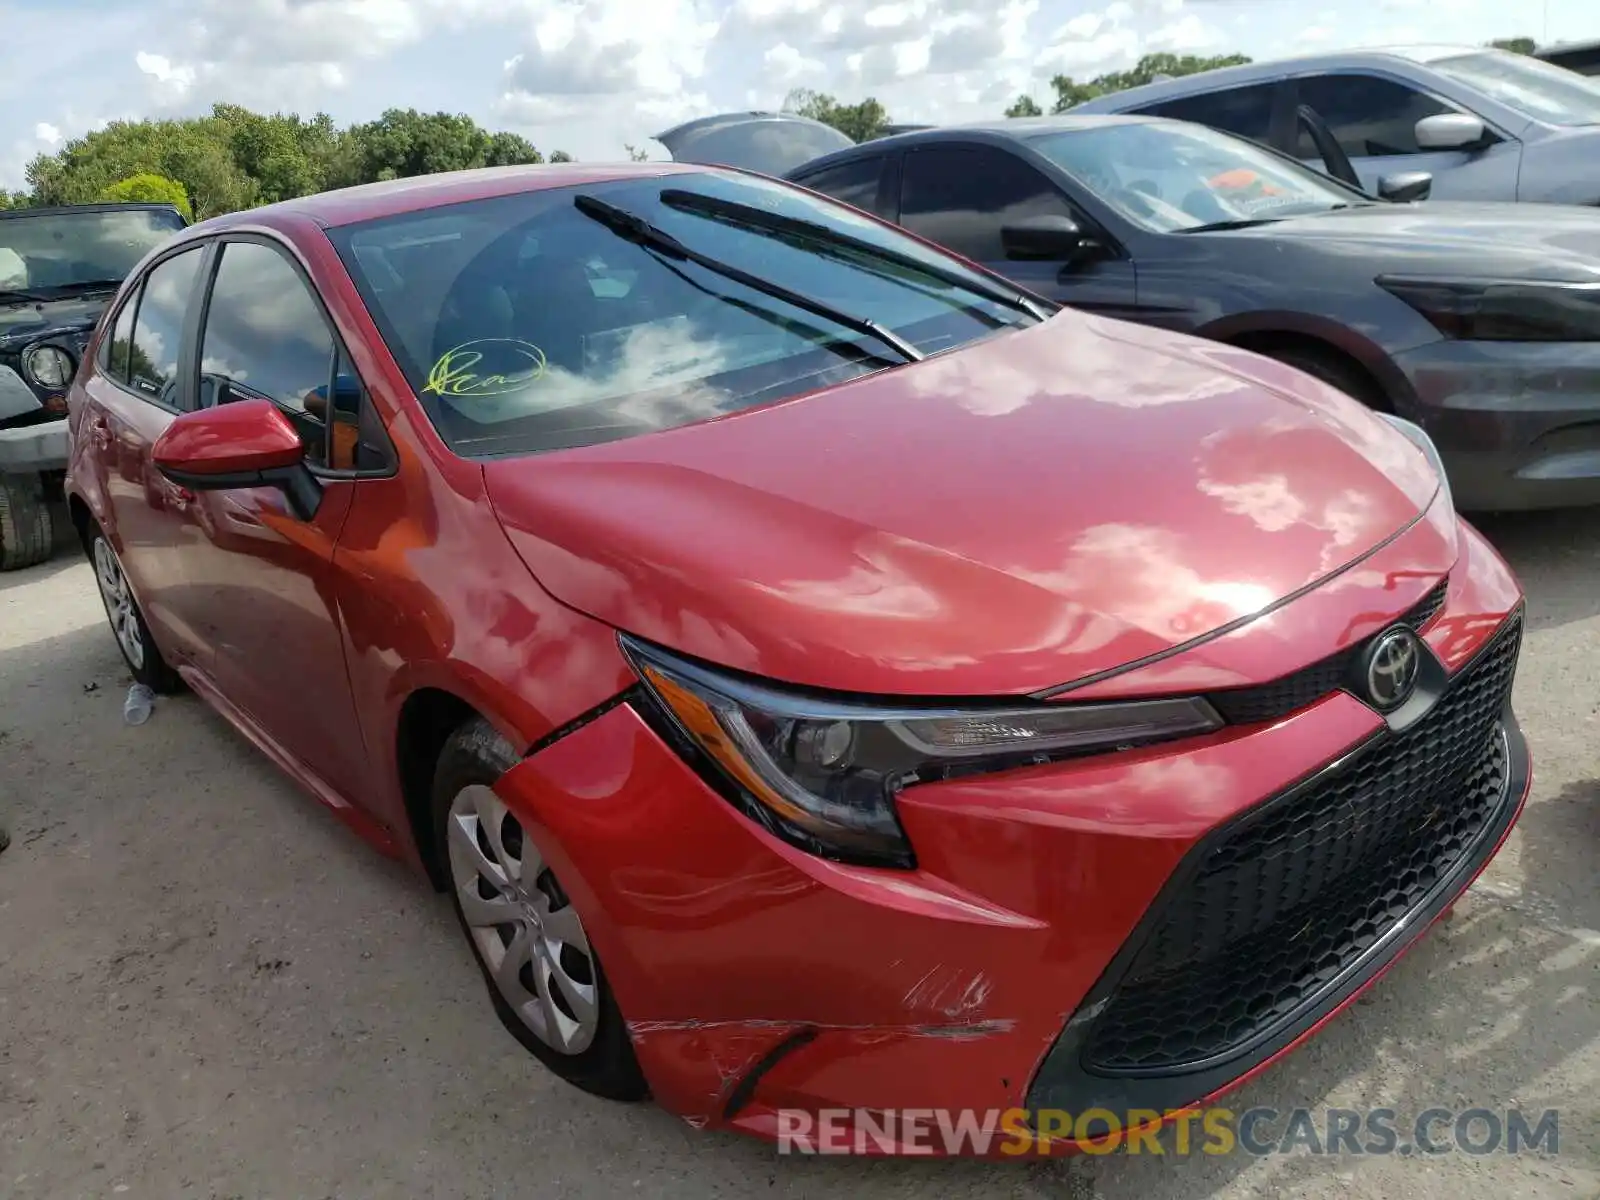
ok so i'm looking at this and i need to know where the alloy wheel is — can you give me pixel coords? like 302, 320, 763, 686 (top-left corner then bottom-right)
93, 536, 145, 671
446, 784, 599, 1055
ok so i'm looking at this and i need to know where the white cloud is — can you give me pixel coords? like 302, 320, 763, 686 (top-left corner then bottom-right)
1, 0, 1595, 187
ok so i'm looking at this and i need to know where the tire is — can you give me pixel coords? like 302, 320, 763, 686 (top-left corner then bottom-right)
433, 717, 647, 1101
0, 473, 54, 572
1262, 344, 1386, 409
86, 522, 183, 693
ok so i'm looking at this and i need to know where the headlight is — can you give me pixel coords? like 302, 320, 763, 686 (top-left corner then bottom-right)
622, 636, 1223, 868
1377, 275, 1600, 342
23, 344, 74, 389
1381, 412, 1453, 513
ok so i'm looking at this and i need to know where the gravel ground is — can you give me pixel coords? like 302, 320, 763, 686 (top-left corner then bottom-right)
1, 506, 1595, 1200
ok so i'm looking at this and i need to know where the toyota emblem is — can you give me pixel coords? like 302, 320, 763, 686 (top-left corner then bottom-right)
1364, 627, 1422, 711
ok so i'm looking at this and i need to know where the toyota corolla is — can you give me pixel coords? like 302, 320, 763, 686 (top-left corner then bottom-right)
63, 162, 1529, 1152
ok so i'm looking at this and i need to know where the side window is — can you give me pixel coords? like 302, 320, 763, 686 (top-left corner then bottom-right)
1293, 74, 1453, 158
101, 292, 138, 384
199, 241, 339, 468
899, 146, 1078, 262
1139, 83, 1279, 145
126, 247, 205, 405
792, 157, 886, 214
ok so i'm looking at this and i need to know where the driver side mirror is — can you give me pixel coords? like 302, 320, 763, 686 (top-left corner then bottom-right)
1414, 113, 1488, 152
152, 397, 321, 521
1378, 171, 1433, 202
1001, 215, 1104, 266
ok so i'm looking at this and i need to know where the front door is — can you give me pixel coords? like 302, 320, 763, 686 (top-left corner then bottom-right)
894, 143, 1142, 319
78, 243, 212, 667
178, 236, 371, 804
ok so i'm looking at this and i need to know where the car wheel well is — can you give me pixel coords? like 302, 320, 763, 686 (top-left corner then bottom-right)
67, 494, 93, 553
397, 688, 483, 892
1223, 331, 1393, 412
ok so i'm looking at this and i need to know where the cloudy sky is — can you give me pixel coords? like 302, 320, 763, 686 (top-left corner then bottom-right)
2, 0, 1594, 187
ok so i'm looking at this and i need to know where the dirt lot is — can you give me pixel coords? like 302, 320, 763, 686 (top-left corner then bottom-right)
1, 507, 1596, 1199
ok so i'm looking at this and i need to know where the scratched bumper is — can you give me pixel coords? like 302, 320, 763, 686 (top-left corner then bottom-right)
487, 526, 1526, 1149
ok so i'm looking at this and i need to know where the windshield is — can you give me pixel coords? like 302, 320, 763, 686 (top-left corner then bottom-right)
0, 207, 186, 294
1028, 121, 1365, 233
326, 171, 1030, 458
1431, 50, 1600, 126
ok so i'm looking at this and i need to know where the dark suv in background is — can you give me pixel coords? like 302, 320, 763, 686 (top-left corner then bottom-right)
1, 202, 186, 569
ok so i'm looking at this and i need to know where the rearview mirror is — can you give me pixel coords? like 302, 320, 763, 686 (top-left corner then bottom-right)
1001, 215, 1101, 265
1378, 171, 1433, 202
1414, 113, 1487, 151
152, 398, 320, 520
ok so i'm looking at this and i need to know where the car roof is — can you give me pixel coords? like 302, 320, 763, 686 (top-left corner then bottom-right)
785, 113, 1164, 173
198, 161, 716, 232
1067, 44, 1498, 112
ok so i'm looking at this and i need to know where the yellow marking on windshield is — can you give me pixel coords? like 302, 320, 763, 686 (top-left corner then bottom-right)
422, 338, 547, 397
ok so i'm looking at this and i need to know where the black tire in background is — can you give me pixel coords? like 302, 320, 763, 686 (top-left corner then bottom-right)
0, 472, 54, 572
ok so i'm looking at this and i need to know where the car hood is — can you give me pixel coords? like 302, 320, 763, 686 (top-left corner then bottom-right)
1225, 201, 1600, 276
484, 313, 1440, 697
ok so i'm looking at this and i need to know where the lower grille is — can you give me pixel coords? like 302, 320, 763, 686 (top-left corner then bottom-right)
1081, 611, 1522, 1074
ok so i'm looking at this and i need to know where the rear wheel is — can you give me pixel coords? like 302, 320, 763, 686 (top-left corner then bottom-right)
433, 717, 647, 1101
88, 524, 183, 693
0, 473, 54, 572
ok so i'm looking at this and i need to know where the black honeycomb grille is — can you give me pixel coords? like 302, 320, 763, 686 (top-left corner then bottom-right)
1082, 611, 1521, 1074
1204, 576, 1450, 725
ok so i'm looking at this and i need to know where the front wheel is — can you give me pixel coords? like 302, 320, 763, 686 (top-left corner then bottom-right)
433, 717, 647, 1101
88, 525, 183, 693
0, 473, 54, 572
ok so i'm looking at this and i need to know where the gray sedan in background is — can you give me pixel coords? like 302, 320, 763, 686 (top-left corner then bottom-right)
661, 112, 1600, 511
1067, 45, 1600, 206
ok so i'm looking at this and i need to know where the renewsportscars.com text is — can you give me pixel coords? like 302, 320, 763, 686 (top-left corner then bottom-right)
775, 1106, 1561, 1157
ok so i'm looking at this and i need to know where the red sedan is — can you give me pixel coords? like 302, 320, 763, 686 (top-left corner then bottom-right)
63, 162, 1528, 1152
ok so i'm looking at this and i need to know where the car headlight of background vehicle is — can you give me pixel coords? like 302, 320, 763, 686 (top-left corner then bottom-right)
1377, 275, 1600, 342
621, 635, 1223, 868
22, 344, 75, 390
1380, 412, 1454, 514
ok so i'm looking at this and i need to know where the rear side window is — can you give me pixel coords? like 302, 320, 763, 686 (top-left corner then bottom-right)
898, 145, 1079, 261
199, 240, 339, 468
126, 246, 204, 405
101, 292, 137, 383
1138, 83, 1279, 145
1292, 74, 1454, 157
792, 158, 886, 213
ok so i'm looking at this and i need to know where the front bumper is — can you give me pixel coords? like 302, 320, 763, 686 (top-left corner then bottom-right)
489, 520, 1529, 1152
1394, 338, 1600, 510
0, 417, 69, 474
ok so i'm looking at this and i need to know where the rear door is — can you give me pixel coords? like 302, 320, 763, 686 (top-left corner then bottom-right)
892, 142, 1141, 316
77, 242, 213, 666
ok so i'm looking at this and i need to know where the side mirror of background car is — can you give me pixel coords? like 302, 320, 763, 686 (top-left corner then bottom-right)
1414, 113, 1488, 152
1001, 215, 1103, 266
152, 397, 320, 520
1378, 171, 1434, 203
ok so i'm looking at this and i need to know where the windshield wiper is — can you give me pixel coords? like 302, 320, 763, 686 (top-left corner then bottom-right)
658, 188, 1053, 323
572, 193, 924, 364
1176, 216, 1288, 234
0, 287, 51, 304
52, 278, 125, 293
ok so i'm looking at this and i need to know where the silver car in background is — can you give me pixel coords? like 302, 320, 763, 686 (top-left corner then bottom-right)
1069, 45, 1600, 205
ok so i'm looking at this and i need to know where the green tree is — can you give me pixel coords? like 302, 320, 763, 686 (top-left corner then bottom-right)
100, 172, 194, 221
623, 143, 650, 162
1006, 94, 1043, 118
549, 150, 574, 163
783, 87, 891, 142
25, 117, 257, 218
0, 191, 30, 209
1488, 37, 1537, 54
1049, 52, 1253, 112
335, 109, 544, 188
